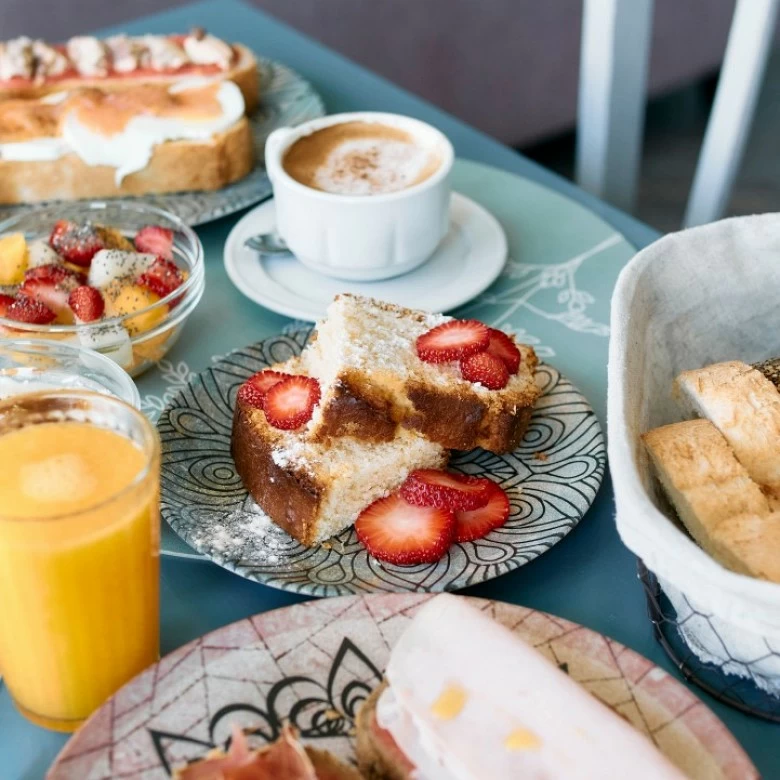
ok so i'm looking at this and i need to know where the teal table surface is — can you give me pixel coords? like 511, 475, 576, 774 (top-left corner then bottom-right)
2, 2, 778, 779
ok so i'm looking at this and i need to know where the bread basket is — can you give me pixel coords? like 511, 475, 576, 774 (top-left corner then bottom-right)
608, 213, 780, 718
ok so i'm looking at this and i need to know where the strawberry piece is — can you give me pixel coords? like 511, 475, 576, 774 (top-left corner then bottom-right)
49, 220, 104, 268
460, 351, 509, 390
137, 257, 184, 299
453, 480, 511, 542
400, 469, 491, 511
20, 277, 72, 316
486, 328, 521, 374
261, 375, 321, 430
355, 492, 455, 565
6, 296, 56, 324
0, 294, 15, 317
24, 263, 86, 286
237, 371, 292, 409
416, 319, 489, 363
134, 225, 174, 260
68, 285, 105, 322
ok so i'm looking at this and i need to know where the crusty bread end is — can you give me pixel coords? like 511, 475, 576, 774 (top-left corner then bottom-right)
355, 685, 412, 780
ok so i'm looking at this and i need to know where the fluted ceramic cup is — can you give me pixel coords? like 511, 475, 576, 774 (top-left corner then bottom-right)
265, 111, 454, 281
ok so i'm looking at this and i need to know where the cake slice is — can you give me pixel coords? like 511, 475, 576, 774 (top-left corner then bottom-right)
232, 389, 448, 547
300, 294, 540, 453
356, 594, 686, 779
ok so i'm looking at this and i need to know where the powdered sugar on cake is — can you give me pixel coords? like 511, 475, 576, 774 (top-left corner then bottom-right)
314, 138, 438, 196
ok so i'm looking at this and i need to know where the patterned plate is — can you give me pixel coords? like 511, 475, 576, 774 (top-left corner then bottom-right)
0, 58, 325, 227
49, 594, 757, 779
158, 329, 606, 596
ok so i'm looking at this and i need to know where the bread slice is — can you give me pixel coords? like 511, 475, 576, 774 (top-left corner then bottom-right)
0, 118, 254, 204
301, 294, 540, 453
231, 395, 448, 547
643, 419, 780, 581
0, 43, 259, 113
674, 360, 780, 506
355, 684, 413, 780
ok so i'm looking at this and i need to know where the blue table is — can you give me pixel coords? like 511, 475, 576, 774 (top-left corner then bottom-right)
2, 3, 777, 778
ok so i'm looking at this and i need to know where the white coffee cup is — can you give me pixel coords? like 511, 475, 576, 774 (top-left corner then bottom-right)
264, 112, 454, 281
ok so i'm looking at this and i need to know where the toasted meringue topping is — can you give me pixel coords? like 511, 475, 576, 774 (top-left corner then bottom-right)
183, 31, 234, 69
105, 35, 145, 74
0, 37, 34, 81
140, 35, 188, 71
66, 36, 109, 77
32, 40, 69, 80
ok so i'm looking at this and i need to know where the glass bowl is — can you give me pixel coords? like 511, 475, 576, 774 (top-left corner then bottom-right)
0, 339, 141, 408
0, 201, 204, 377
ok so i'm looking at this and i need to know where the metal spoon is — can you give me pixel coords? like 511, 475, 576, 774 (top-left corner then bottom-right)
244, 232, 293, 258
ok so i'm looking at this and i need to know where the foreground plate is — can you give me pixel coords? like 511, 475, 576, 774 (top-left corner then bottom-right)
158, 330, 605, 596
49, 594, 757, 779
224, 192, 508, 320
0, 58, 325, 227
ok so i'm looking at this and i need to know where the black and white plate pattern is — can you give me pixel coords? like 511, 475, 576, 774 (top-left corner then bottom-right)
159, 330, 606, 596
0, 58, 325, 227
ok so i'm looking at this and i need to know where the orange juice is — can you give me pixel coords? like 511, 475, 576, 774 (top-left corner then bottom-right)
0, 401, 159, 732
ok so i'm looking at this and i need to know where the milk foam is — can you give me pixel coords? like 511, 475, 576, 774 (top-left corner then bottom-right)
313, 138, 436, 196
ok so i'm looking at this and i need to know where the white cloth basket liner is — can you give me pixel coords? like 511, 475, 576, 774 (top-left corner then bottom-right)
608, 213, 780, 639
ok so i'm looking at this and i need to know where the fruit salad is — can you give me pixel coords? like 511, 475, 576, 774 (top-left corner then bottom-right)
0, 220, 188, 374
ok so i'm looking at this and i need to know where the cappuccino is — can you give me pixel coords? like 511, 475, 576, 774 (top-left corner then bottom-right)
282, 121, 440, 196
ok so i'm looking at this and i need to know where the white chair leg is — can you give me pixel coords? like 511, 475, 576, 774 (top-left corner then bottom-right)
683, 0, 780, 228
576, 0, 654, 212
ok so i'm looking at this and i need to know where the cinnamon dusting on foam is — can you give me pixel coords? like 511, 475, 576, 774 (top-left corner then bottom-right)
282, 120, 441, 196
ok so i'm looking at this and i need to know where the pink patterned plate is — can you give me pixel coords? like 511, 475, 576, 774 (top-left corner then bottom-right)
49, 595, 757, 779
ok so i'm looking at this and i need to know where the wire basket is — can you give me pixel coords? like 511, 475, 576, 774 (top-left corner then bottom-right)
639, 561, 780, 721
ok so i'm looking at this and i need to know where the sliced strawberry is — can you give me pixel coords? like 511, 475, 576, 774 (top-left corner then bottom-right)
262, 375, 321, 430
24, 263, 86, 286
237, 371, 292, 409
400, 469, 491, 511
134, 225, 174, 260
20, 277, 72, 316
0, 294, 15, 317
68, 286, 105, 322
6, 296, 56, 324
137, 257, 184, 299
416, 319, 489, 363
355, 492, 455, 565
486, 328, 521, 374
460, 351, 509, 390
453, 481, 510, 542
49, 220, 104, 267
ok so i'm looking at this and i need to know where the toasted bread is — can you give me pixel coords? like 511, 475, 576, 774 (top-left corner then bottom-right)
231, 396, 448, 547
0, 43, 259, 113
674, 360, 780, 506
0, 117, 254, 204
643, 419, 780, 582
302, 294, 540, 453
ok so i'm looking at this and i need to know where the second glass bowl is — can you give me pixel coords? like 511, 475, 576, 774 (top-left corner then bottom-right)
0, 339, 141, 408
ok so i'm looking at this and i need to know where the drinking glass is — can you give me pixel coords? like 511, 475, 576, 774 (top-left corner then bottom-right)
0, 390, 160, 732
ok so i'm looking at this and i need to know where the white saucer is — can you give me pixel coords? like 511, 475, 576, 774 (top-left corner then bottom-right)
223, 192, 507, 321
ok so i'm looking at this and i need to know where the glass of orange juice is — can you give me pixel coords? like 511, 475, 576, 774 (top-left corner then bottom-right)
0, 390, 160, 732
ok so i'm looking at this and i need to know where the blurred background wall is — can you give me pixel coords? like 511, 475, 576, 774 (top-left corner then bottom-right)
4, 0, 777, 229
